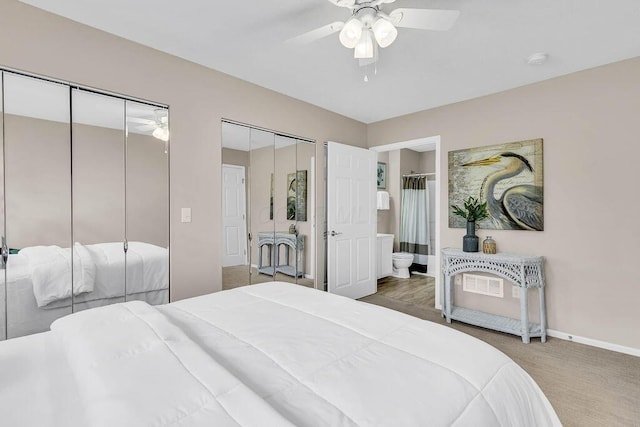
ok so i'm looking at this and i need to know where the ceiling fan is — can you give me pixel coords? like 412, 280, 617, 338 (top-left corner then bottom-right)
288, 0, 460, 64
128, 109, 169, 142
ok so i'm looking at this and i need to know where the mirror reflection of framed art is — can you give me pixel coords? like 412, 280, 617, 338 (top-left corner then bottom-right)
377, 162, 387, 189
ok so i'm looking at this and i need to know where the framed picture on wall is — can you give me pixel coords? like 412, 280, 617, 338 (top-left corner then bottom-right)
377, 162, 387, 189
448, 138, 544, 231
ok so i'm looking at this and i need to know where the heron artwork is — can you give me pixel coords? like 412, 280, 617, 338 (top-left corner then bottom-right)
463, 153, 543, 231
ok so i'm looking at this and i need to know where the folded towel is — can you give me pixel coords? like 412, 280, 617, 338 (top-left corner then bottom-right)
377, 191, 390, 210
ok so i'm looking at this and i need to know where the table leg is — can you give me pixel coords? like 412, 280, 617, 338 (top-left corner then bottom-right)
285, 245, 290, 266
520, 287, 530, 344
539, 286, 547, 343
444, 274, 452, 323
273, 245, 278, 276
258, 245, 263, 269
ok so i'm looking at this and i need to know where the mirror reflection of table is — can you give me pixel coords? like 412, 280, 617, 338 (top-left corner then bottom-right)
257, 232, 305, 278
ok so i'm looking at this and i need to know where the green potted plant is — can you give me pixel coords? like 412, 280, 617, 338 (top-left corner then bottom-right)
451, 196, 488, 252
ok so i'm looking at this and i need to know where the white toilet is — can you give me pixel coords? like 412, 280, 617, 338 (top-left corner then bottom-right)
392, 252, 414, 278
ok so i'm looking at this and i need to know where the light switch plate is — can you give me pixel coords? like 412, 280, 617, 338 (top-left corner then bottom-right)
181, 208, 192, 223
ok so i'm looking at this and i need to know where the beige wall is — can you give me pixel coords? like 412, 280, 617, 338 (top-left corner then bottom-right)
4, 114, 168, 249
126, 132, 170, 247
73, 120, 125, 246
4, 114, 71, 249
222, 148, 250, 169
368, 57, 640, 349
420, 151, 436, 174
0, 0, 367, 300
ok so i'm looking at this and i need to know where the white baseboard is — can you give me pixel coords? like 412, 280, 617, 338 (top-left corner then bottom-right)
547, 329, 640, 357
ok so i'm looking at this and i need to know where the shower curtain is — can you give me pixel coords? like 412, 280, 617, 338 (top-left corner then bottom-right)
399, 176, 430, 268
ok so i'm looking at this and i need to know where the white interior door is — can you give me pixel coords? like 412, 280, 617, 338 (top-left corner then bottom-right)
222, 164, 247, 267
326, 142, 377, 299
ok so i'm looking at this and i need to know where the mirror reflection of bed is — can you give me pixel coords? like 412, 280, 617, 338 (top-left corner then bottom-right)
221, 121, 315, 290
6, 242, 168, 338
0, 71, 169, 339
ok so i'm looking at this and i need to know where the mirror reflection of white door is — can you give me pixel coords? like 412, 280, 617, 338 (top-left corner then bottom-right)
326, 142, 377, 299
222, 164, 247, 267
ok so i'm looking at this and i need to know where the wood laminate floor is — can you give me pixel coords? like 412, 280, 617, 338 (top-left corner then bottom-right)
375, 274, 435, 308
222, 265, 314, 290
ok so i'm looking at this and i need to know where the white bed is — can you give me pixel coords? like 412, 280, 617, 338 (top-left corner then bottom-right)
0, 282, 561, 426
1, 241, 169, 338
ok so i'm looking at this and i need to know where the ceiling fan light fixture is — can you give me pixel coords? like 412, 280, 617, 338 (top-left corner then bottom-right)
372, 17, 397, 48
152, 126, 169, 142
354, 30, 374, 59
339, 18, 363, 48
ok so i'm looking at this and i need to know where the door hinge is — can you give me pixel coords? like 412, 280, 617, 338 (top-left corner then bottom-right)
1, 237, 8, 269
123, 240, 128, 253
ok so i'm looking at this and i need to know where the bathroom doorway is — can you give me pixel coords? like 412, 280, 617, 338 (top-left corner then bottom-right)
370, 136, 442, 311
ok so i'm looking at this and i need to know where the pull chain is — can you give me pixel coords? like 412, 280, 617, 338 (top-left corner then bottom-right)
363, 62, 377, 82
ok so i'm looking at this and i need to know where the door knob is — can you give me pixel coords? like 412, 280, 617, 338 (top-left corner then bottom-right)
330, 230, 342, 236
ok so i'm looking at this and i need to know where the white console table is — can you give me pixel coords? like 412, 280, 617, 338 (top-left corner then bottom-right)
257, 232, 305, 278
441, 248, 547, 343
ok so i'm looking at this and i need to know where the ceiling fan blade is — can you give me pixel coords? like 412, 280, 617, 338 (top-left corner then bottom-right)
389, 9, 460, 31
137, 124, 157, 131
127, 117, 155, 125
286, 21, 344, 45
326, 0, 356, 8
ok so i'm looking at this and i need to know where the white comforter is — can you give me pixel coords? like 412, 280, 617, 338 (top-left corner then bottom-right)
50, 282, 561, 426
16, 242, 168, 308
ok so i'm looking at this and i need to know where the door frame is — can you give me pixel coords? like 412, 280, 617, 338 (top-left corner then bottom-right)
221, 163, 248, 267
369, 135, 443, 310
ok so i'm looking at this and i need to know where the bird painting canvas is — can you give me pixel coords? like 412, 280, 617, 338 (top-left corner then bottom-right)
449, 139, 543, 231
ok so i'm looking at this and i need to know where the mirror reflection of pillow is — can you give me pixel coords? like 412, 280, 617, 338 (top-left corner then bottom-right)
20, 244, 96, 308
73, 242, 96, 296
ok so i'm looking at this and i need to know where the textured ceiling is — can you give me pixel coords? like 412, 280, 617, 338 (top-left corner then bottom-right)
19, 0, 640, 123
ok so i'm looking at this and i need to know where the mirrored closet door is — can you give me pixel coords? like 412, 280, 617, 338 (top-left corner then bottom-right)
3, 73, 72, 338
0, 70, 169, 340
72, 90, 126, 312
0, 71, 4, 339
124, 100, 169, 305
221, 121, 315, 290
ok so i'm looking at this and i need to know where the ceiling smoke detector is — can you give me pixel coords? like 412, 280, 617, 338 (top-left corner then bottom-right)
527, 52, 549, 65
